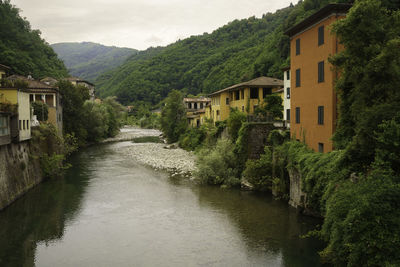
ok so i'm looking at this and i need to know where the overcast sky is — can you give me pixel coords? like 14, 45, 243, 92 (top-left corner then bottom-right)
12, 0, 293, 50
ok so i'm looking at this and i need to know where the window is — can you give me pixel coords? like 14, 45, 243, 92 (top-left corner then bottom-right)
263, 88, 272, 98
318, 143, 324, 153
242, 106, 244, 112
318, 61, 325, 83
23, 120, 25, 130
0, 116, 9, 136
216, 110, 220, 116
241, 89, 244, 99
19, 120, 21, 130
235, 90, 240, 100
286, 70, 290, 80
295, 107, 300, 123
318, 26, 324, 46
250, 88, 258, 99
296, 38, 300, 55
27, 120, 29, 130
226, 97, 229, 105
296, 69, 301, 87
200, 103, 203, 109
188, 103, 192, 109
318, 106, 324, 125
194, 103, 198, 109
287, 87, 290, 99
286, 109, 290, 122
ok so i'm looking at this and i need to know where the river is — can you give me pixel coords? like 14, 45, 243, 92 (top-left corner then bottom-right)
0, 139, 324, 267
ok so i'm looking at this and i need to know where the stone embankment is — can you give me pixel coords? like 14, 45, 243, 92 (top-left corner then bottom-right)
108, 127, 196, 176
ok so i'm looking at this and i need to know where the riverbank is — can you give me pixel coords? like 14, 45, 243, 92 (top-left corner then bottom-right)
106, 127, 196, 176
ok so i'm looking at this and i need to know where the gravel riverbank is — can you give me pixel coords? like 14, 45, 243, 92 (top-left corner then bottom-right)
108, 127, 197, 176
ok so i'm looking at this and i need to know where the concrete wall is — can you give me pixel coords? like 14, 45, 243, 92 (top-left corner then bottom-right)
288, 168, 307, 210
0, 141, 43, 210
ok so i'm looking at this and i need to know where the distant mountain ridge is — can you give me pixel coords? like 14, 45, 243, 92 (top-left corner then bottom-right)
51, 42, 137, 82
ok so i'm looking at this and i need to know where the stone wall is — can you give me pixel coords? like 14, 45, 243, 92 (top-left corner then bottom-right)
246, 122, 275, 159
288, 167, 307, 210
0, 141, 43, 210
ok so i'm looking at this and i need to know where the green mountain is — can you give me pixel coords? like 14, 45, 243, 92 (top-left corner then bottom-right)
51, 42, 137, 82
97, 0, 352, 105
0, 0, 68, 79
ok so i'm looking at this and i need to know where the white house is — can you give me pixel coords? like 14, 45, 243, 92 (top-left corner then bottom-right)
283, 67, 291, 128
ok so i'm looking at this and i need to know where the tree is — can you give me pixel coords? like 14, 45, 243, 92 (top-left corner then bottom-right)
160, 90, 187, 143
57, 80, 90, 146
227, 108, 246, 142
330, 0, 400, 171
31, 101, 48, 121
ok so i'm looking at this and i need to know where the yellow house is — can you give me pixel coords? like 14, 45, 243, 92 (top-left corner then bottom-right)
184, 97, 211, 127
7, 75, 63, 134
209, 76, 283, 122
0, 87, 31, 142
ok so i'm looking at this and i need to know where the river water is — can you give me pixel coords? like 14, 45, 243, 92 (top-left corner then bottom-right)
0, 141, 324, 267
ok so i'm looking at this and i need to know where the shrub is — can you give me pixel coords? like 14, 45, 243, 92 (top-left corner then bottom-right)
227, 108, 246, 142
321, 171, 400, 266
195, 138, 240, 187
242, 147, 273, 191
179, 127, 205, 151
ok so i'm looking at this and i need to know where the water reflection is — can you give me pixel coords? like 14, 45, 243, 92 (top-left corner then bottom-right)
191, 186, 324, 266
0, 149, 94, 267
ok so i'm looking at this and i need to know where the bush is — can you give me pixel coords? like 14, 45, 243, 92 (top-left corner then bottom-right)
227, 108, 246, 142
179, 127, 205, 151
321, 171, 400, 266
195, 138, 240, 187
242, 147, 273, 191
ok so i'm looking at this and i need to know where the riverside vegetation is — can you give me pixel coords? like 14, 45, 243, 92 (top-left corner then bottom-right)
159, 2, 400, 266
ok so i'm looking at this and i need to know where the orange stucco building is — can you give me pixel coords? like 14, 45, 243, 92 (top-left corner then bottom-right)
285, 4, 351, 153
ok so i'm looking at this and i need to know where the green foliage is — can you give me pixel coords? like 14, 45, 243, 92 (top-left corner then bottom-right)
123, 104, 160, 129
0, 0, 68, 78
179, 127, 206, 151
330, 0, 400, 171
160, 90, 187, 143
227, 108, 247, 142
234, 122, 251, 174
131, 136, 161, 143
81, 97, 124, 143
195, 138, 240, 187
242, 147, 273, 191
58, 80, 124, 146
31, 101, 48, 121
57, 80, 90, 146
321, 171, 400, 266
254, 94, 283, 121
31, 123, 76, 179
51, 42, 137, 82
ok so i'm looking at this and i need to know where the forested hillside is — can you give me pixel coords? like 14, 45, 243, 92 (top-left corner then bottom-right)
52, 42, 137, 82
97, 0, 352, 105
0, 0, 68, 79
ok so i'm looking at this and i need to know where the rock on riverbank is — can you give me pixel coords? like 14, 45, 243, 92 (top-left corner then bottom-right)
123, 143, 196, 176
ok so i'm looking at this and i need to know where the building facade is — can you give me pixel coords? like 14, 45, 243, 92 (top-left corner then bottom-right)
285, 4, 351, 153
66, 77, 96, 101
183, 97, 211, 127
209, 76, 283, 122
282, 67, 291, 128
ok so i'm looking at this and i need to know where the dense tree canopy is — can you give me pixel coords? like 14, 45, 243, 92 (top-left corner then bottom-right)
52, 42, 137, 82
0, 0, 68, 79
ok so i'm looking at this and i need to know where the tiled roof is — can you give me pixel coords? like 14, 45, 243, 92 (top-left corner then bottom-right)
6, 75, 58, 90
209, 76, 283, 96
